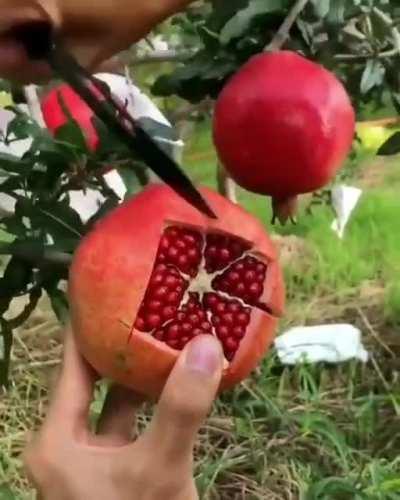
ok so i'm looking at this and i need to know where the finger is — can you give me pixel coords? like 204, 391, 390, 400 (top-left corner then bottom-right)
0, 6, 43, 33
95, 384, 145, 446
46, 327, 97, 435
0, 2, 59, 83
144, 335, 223, 463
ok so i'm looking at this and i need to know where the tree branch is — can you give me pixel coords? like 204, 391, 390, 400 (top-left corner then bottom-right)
169, 99, 212, 123
96, 55, 127, 74
0, 242, 72, 266
265, 0, 311, 52
131, 50, 193, 66
335, 48, 399, 62
8, 288, 42, 329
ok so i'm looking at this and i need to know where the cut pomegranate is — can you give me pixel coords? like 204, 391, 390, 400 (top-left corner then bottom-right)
69, 184, 285, 398
133, 225, 272, 361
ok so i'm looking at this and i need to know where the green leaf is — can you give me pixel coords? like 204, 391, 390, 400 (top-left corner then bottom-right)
0, 257, 33, 300
296, 19, 314, 46
360, 60, 385, 94
5, 106, 42, 140
15, 197, 84, 241
0, 91, 13, 107
298, 413, 349, 469
370, 7, 392, 42
380, 478, 400, 492
0, 240, 44, 261
53, 88, 90, 154
310, 0, 330, 19
46, 286, 69, 325
118, 165, 144, 198
91, 116, 131, 159
207, 0, 249, 32
29, 133, 77, 168
152, 51, 236, 102
390, 92, 400, 115
54, 121, 89, 154
305, 477, 363, 499
1, 214, 29, 239
326, 0, 347, 24
220, 0, 286, 45
0, 484, 15, 500
0, 151, 31, 174
0, 175, 23, 193
39, 204, 84, 238
377, 131, 400, 156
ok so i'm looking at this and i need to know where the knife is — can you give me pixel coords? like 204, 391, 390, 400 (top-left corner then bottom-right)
12, 21, 217, 219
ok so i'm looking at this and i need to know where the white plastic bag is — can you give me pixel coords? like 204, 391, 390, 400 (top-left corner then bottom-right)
330, 184, 362, 239
274, 324, 369, 365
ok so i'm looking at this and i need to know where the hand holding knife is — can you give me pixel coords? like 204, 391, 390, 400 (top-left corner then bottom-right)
11, 21, 217, 219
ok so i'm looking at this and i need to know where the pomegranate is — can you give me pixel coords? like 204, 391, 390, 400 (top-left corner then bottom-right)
41, 83, 102, 151
69, 184, 285, 398
212, 51, 356, 223
42, 84, 99, 151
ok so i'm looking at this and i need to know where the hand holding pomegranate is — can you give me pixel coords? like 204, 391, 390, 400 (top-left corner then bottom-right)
0, 0, 195, 83
24, 328, 223, 500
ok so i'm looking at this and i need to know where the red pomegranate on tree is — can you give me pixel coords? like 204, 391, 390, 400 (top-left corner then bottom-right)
41, 83, 102, 152
212, 50, 356, 224
69, 184, 285, 398
40, 73, 183, 156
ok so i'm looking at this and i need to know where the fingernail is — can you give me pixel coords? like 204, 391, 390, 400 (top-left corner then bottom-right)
185, 335, 222, 376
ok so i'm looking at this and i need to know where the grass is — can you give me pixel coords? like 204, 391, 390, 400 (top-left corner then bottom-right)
183, 121, 400, 323
1, 119, 400, 499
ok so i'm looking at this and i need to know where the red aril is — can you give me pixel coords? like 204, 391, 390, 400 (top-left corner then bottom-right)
69, 184, 285, 398
213, 51, 356, 223
41, 83, 102, 152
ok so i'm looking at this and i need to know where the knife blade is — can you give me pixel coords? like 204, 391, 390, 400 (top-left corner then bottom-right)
12, 22, 217, 219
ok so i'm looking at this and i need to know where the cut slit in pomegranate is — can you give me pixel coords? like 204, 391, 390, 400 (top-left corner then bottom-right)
133, 224, 274, 361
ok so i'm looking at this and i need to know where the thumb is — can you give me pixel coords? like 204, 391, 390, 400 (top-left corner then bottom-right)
146, 335, 224, 463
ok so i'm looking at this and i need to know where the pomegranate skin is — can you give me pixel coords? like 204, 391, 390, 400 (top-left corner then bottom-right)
68, 184, 285, 399
41, 84, 100, 151
212, 51, 356, 199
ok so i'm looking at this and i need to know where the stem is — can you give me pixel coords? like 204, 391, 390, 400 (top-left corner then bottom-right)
271, 196, 299, 225
335, 49, 399, 62
0, 242, 72, 266
217, 162, 237, 203
96, 55, 126, 74
8, 288, 42, 329
265, 0, 311, 52
131, 50, 193, 66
